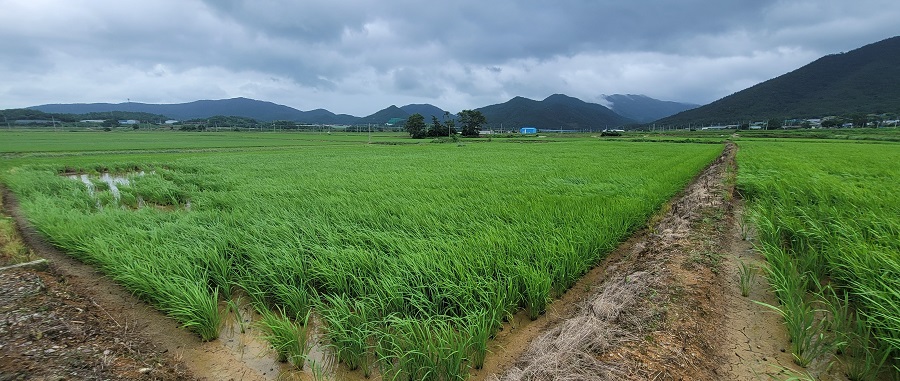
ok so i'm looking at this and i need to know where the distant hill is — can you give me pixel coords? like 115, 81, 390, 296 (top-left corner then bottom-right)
400, 104, 455, 120
295, 108, 359, 125
358, 105, 409, 125
31, 97, 311, 122
476, 94, 633, 130
29, 98, 456, 125
657, 36, 900, 126
601, 94, 698, 123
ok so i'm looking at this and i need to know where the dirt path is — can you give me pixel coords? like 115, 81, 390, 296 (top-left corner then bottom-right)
486, 142, 802, 380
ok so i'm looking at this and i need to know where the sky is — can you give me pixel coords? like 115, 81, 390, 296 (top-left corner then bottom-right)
1, 1, 898, 116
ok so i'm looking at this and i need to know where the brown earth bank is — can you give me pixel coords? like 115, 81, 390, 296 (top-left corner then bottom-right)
2, 142, 803, 381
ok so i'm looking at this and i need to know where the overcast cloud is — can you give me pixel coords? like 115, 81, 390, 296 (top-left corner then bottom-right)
1, 0, 898, 115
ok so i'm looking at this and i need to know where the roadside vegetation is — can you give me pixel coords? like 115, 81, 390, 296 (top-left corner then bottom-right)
1, 136, 721, 377
738, 141, 899, 378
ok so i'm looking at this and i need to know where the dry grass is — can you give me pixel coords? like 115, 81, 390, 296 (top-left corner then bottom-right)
494, 271, 657, 381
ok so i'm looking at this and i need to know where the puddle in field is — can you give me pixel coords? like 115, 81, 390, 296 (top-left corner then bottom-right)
218, 295, 363, 381
215, 294, 541, 381
64, 171, 190, 210
67, 172, 143, 201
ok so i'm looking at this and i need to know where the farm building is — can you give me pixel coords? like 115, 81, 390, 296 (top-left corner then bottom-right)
520, 127, 537, 134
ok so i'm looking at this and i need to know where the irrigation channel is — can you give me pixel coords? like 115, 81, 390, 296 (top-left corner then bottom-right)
2, 142, 813, 380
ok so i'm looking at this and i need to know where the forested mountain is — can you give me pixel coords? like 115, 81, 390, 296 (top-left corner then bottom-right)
601, 94, 698, 123
400, 104, 455, 120
0, 108, 167, 123
357, 105, 410, 125
657, 36, 900, 126
26, 94, 688, 129
32, 97, 306, 122
476, 94, 633, 130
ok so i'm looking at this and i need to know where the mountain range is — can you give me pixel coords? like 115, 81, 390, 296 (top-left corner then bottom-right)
25, 36, 899, 128
475, 94, 633, 130
29, 94, 694, 128
658, 35, 900, 126
600, 94, 698, 123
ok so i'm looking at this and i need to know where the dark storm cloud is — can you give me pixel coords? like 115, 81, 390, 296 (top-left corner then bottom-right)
0, 0, 897, 115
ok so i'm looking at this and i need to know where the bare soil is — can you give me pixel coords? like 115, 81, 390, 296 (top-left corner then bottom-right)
2, 142, 800, 381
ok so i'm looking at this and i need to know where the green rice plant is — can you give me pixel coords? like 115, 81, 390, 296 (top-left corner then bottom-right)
318, 294, 374, 376
464, 308, 494, 370
257, 308, 311, 369
844, 313, 893, 381
377, 315, 470, 381
756, 295, 836, 367
156, 277, 222, 341
522, 265, 552, 320
757, 246, 838, 367
820, 283, 852, 353
739, 141, 900, 370
738, 260, 757, 297
222, 296, 247, 334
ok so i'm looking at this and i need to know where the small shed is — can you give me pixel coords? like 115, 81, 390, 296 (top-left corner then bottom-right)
520, 127, 537, 134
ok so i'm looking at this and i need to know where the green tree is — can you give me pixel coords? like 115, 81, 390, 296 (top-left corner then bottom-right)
102, 119, 118, 128
851, 113, 867, 127
443, 112, 456, 133
766, 118, 782, 130
458, 110, 486, 137
427, 116, 443, 137
404, 113, 427, 138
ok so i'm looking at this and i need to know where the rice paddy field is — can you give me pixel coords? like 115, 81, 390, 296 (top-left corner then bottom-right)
737, 140, 900, 377
0, 131, 722, 379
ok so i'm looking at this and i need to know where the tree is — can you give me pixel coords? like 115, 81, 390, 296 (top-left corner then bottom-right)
851, 113, 867, 128
458, 110, 486, 137
442, 111, 457, 137
427, 116, 443, 137
404, 113, 427, 138
766, 118, 782, 130
102, 119, 118, 128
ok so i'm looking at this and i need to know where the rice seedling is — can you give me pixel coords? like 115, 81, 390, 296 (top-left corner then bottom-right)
522, 265, 552, 320
257, 308, 312, 369
737, 260, 757, 297
844, 313, 894, 381
318, 294, 375, 375
739, 140, 899, 373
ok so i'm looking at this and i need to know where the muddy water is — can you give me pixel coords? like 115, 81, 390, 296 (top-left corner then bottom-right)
67, 172, 142, 201
65, 171, 191, 210
218, 296, 361, 381
216, 295, 543, 381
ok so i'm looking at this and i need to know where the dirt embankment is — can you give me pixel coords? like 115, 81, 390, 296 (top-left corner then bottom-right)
485, 142, 801, 380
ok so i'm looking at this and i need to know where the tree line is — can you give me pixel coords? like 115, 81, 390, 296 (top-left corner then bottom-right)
404, 110, 486, 138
